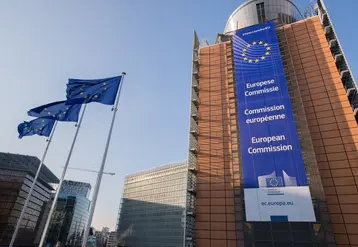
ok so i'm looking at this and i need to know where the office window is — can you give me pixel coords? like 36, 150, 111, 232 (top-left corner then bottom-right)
256, 2, 266, 24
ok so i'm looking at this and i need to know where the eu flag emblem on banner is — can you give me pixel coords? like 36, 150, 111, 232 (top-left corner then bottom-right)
18, 118, 55, 139
241, 41, 272, 64
28, 101, 82, 122
266, 177, 284, 188
66, 76, 122, 105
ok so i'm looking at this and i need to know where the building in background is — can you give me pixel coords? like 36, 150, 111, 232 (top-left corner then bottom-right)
106, 231, 116, 247
187, 0, 358, 246
116, 161, 191, 247
0, 152, 59, 247
101, 227, 110, 234
95, 227, 111, 247
45, 180, 91, 247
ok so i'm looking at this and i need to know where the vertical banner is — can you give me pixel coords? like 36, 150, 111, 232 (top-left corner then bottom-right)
233, 21, 316, 222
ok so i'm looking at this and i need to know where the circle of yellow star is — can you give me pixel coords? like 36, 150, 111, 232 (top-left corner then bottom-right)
269, 178, 279, 187
241, 41, 271, 63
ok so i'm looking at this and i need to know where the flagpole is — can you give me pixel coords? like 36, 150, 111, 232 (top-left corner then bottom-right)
82, 72, 126, 247
9, 121, 58, 247
39, 104, 88, 247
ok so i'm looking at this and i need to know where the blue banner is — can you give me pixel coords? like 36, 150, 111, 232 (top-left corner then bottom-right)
233, 21, 315, 222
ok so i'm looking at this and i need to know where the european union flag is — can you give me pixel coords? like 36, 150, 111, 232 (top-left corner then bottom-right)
266, 177, 284, 188
66, 76, 122, 105
28, 101, 82, 122
18, 118, 55, 139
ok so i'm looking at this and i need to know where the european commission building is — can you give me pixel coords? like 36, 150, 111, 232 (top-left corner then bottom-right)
117, 0, 358, 246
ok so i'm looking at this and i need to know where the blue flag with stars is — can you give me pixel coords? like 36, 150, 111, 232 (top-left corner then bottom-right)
28, 101, 82, 122
18, 118, 55, 139
266, 177, 284, 188
66, 76, 122, 105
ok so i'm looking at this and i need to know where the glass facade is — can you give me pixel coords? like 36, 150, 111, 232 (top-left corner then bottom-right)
0, 152, 59, 247
45, 180, 91, 247
46, 195, 90, 247
116, 162, 188, 247
224, 0, 303, 33
59, 180, 91, 198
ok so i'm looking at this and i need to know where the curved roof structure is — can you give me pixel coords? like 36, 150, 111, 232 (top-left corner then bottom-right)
224, 0, 303, 33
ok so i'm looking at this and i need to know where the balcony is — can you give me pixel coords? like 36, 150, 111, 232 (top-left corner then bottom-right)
190, 130, 198, 137
187, 188, 196, 194
192, 98, 199, 106
189, 148, 197, 154
320, 12, 328, 25
188, 166, 197, 173
340, 69, 350, 79
324, 25, 332, 35
193, 70, 199, 79
192, 84, 199, 92
334, 53, 343, 63
346, 87, 357, 97
186, 211, 195, 216
329, 39, 338, 49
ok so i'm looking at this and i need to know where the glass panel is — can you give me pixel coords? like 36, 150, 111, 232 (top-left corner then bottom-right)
253, 222, 271, 231
292, 231, 313, 242
254, 231, 272, 241
271, 222, 289, 231
272, 231, 291, 241
256, 242, 273, 247
291, 223, 311, 231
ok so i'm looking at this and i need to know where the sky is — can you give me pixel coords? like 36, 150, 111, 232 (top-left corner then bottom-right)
0, 0, 357, 231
